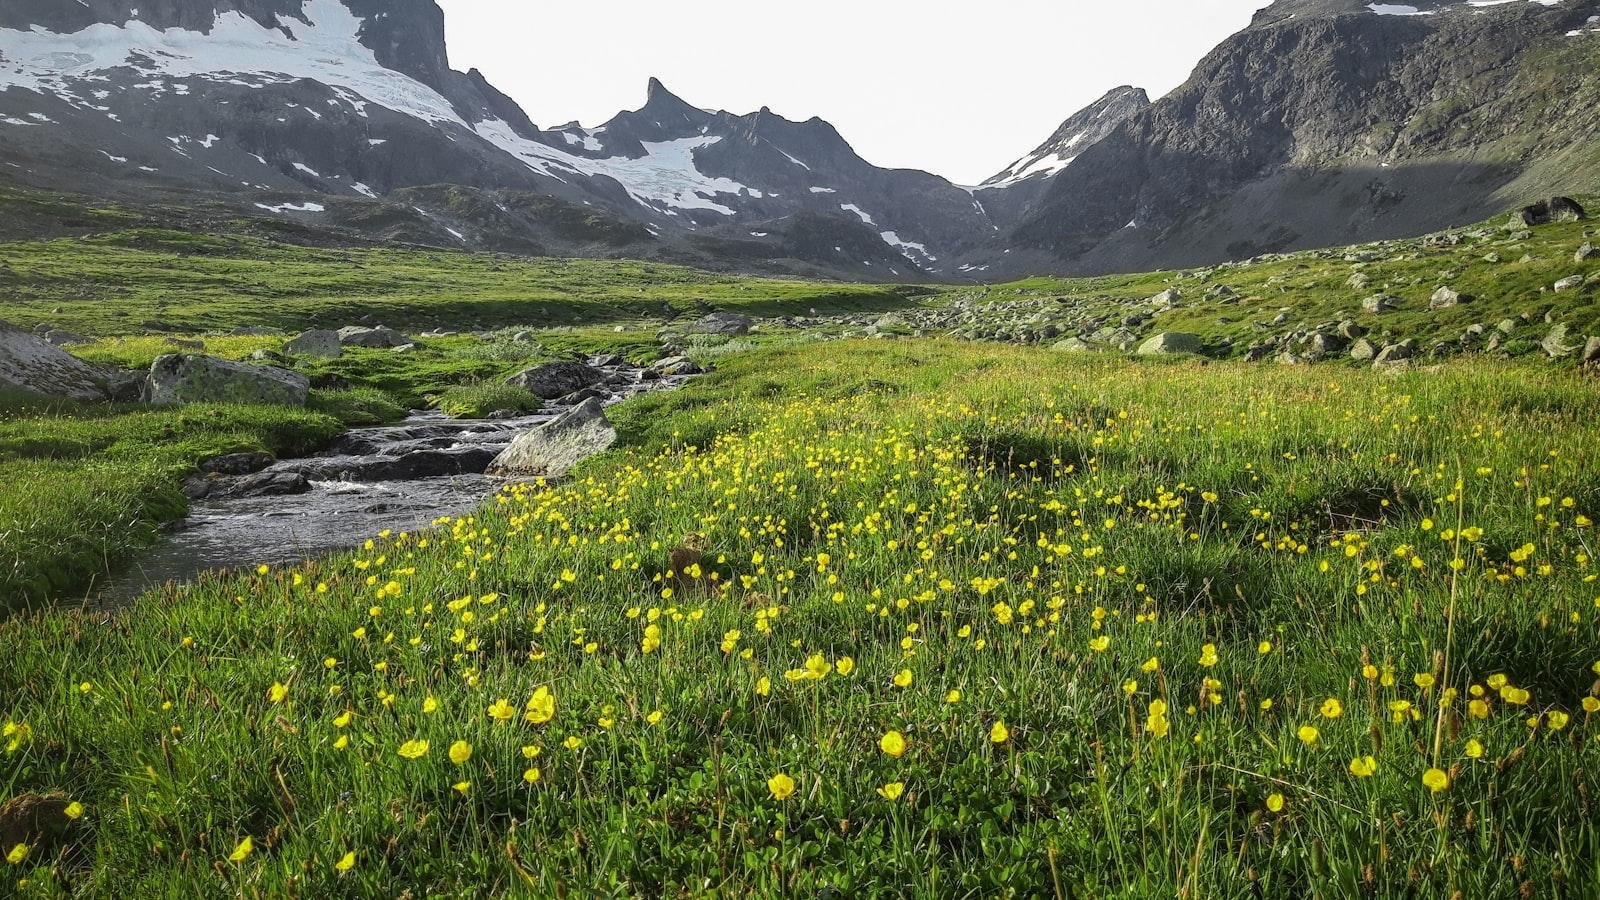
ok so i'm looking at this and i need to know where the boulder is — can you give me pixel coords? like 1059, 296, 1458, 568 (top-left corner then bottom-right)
486, 398, 617, 478
1362, 295, 1399, 314
687, 312, 753, 336
337, 325, 412, 349
1541, 324, 1580, 358
185, 471, 310, 501
1136, 332, 1204, 356
1553, 275, 1584, 293
1337, 320, 1368, 340
1349, 339, 1378, 362
143, 354, 310, 406
1510, 197, 1586, 228
43, 329, 89, 346
1309, 332, 1348, 356
0, 320, 109, 402
199, 452, 276, 476
1053, 337, 1094, 352
1372, 340, 1415, 368
1148, 288, 1182, 308
1583, 337, 1600, 366
1429, 286, 1470, 310
284, 329, 343, 358
1576, 243, 1597, 264
652, 356, 703, 377
504, 361, 606, 400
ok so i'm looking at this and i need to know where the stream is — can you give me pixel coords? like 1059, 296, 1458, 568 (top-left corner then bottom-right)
93, 359, 696, 603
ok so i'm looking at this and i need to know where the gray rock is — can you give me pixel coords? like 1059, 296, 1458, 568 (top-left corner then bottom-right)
1136, 332, 1204, 356
99, 367, 147, 403
1309, 332, 1348, 356
1553, 275, 1584, 293
1510, 197, 1586, 228
1053, 337, 1094, 352
43, 329, 90, 346
337, 325, 412, 349
143, 354, 310, 406
188, 471, 311, 501
1429, 286, 1471, 310
504, 361, 606, 399
1583, 337, 1600, 366
1349, 339, 1378, 362
1276, 351, 1306, 366
1576, 243, 1597, 264
687, 312, 753, 336
1337, 320, 1367, 340
486, 398, 617, 478
1541, 324, 1580, 358
200, 451, 276, 476
1148, 288, 1182, 308
0, 320, 109, 402
652, 356, 703, 377
1373, 341, 1415, 368
284, 329, 343, 358
1362, 295, 1399, 314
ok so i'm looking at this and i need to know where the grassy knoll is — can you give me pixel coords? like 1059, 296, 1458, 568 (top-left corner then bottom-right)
3, 340, 1598, 895
0, 229, 925, 336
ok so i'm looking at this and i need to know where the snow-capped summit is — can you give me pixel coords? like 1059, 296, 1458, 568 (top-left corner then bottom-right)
982, 86, 1150, 189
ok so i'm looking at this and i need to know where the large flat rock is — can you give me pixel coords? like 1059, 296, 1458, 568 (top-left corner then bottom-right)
143, 354, 310, 406
486, 398, 616, 478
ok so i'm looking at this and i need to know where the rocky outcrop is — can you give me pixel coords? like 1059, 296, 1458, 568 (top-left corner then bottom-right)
688, 313, 754, 336
284, 329, 343, 358
1136, 332, 1204, 356
1511, 198, 1587, 228
337, 326, 412, 349
504, 362, 606, 400
486, 398, 616, 478
143, 355, 310, 406
0, 320, 108, 402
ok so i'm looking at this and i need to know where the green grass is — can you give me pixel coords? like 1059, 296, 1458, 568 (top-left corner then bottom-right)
951, 201, 1600, 361
431, 383, 542, 419
0, 229, 926, 336
0, 396, 386, 606
3, 340, 1598, 896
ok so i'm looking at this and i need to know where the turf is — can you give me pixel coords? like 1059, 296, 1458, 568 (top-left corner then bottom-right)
2, 341, 1597, 896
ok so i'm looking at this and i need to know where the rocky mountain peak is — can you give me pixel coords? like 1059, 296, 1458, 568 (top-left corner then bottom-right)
981, 85, 1151, 189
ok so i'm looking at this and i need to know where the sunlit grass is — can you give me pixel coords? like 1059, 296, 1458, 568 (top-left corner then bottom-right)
3, 341, 1597, 895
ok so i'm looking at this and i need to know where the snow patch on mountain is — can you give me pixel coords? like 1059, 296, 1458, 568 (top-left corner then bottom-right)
473, 120, 755, 216
0, 0, 463, 125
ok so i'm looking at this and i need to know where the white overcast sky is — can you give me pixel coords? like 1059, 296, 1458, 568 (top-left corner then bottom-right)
434, 0, 1270, 185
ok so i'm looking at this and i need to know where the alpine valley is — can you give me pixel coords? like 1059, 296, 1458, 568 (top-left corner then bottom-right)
2, 0, 1598, 280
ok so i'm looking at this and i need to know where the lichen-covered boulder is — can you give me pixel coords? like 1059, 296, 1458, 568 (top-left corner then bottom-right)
284, 329, 343, 358
504, 362, 606, 400
1136, 332, 1204, 355
486, 398, 616, 478
143, 354, 309, 406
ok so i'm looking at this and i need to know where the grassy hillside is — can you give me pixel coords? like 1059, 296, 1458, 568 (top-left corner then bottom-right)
3, 341, 1598, 896
0, 229, 924, 336
939, 200, 1600, 363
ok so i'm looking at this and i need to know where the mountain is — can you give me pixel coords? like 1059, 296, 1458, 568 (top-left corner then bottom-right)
1000, 0, 1600, 275
1, 0, 1599, 281
0, 0, 995, 280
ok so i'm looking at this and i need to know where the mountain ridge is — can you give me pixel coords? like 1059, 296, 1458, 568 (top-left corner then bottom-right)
2, 0, 1598, 280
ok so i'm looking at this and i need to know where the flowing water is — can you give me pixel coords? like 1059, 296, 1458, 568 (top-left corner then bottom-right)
92, 362, 694, 603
